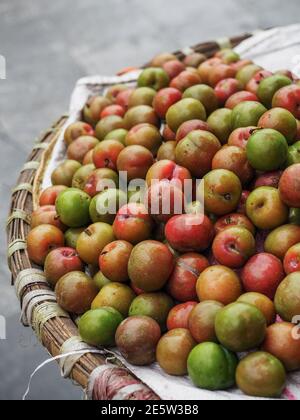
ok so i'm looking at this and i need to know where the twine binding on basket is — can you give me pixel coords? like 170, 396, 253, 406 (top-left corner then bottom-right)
15, 269, 70, 338
33, 128, 57, 144
59, 336, 97, 378
20, 290, 57, 326
15, 268, 48, 299
21, 161, 41, 172
7, 209, 31, 226
180, 46, 195, 56
32, 143, 49, 150
12, 183, 33, 194
216, 37, 232, 50
7, 240, 27, 268
31, 301, 70, 341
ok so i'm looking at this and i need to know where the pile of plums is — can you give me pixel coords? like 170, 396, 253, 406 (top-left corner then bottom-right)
27, 47, 300, 399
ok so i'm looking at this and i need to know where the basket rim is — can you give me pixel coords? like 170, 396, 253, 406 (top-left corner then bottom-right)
7, 31, 253, 401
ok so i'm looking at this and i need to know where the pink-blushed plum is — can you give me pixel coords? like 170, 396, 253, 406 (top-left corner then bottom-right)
175, 130, 222, 178
227, 126, 256, 149
241, 253, 285, 299
214, 78, 242, 105
212, 145, 254, 185
176, 120, 211, 143
167, 253, 209, 302
113, 203, 154, 245
170, 70, 202, 92
198, 58, 222, 84
44, 247, 84, 287
212, 226, 256, 268
208, 64, 236, 87
279, 164, 300, 207
153, 88, 182, 119
258, 108, 297, 144
165, 214, 214, 253
254, 171, 282, 189
225, 91, 258, 109
162, 60, 185, 79
272, 84, 300, 119
167, 302, 198, 330
146, 159, 192, 187
284, 243, 300, 274
215, 213, 255, 236
246, 70, 273, 95
27, 224, 65, 266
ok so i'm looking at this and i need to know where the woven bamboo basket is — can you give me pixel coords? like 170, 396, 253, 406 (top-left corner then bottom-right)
7, 32, 252, 400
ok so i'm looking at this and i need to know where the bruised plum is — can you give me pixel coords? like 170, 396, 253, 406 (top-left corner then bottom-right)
64, 122, 94, 146
129, 292, 174, 330
124, 105, 160, 129
236, 352, 286, 398
188, 301, 224, 343
67, 136, 99, 163
55, 271, 98, 314
92, 282, 136, 317
51, 160, 81, 187
72, 164, 95, 190
115, 316, 161, 365
83, 96, 111, 126
128, 240, 174, 292
95, 116, 126, 141
156, 329, 196, 376
99, 240, 133, 283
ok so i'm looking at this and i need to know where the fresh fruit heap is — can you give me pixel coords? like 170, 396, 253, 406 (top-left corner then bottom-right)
27, 48, 300, 399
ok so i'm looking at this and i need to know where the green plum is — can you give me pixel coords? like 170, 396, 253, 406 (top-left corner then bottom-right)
56, 188, 91, 228
166, 98, 207, 133
257, 75, 292, 108
286, 141, 300, 166
246, 128, 288, 171
128, 87, 156, 107
51, 160, 82, 187
138, 67, 170, 91
93, 271, 111, 290
95, 115, 126, 140
183, 84, 219, 115
89, 189, 127, 224
236, 64, 262, 87
79, 307, 123, 346
274, 272, 300, 322
129, 292, 174, 331
187, 342, 238, 390
207, 108, 232, 144
289, 207, 300, 225
65, 227, 86, 248
104, 128, 128, 145
231, 101, 267, 129
215, 302, 267, 352
72, 164, 95, 190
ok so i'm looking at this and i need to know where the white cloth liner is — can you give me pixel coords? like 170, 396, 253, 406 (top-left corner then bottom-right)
41, 24, 300, 400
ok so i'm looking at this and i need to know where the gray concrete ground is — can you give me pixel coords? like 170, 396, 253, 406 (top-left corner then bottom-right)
0, 0, 298, 400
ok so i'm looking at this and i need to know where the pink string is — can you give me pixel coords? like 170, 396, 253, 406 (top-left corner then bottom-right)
283, 388, 297, 401
92, 366, 158, 400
